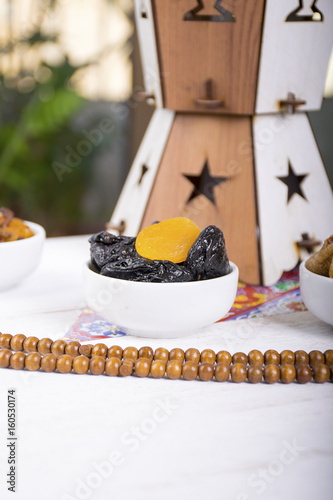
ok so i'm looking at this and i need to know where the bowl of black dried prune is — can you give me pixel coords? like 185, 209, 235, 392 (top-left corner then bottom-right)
83, 220, 238, 338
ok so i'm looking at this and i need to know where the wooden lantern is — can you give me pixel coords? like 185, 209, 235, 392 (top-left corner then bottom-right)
110, 0, 333, 285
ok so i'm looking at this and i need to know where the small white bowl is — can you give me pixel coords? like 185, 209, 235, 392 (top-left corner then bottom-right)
83, 261, 239, 338
299, 260, 333, 327
0, 221, 46, 292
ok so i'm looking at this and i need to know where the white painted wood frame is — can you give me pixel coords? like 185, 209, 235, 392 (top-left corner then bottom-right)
253, 113, 333, 285
256, 0, 333, 114
109, 109, 175, 236
134, 0, 163, 108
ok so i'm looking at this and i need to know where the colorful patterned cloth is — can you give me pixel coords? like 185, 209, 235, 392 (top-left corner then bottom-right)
64, 268, 306, 341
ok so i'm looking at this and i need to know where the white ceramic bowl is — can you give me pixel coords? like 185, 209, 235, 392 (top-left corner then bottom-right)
0, 221, 45, 292
83, 261, 239, 338
299, 261, 333, 327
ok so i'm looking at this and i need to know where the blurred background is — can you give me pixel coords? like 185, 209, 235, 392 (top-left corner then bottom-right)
0, 0, 332, 236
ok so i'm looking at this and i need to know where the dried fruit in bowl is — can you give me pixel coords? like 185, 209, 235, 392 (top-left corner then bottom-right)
0, 208, 34, 242
305, 235, 333, 278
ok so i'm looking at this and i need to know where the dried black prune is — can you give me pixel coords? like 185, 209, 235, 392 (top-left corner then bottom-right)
89, 231, 137, 270
185, 226, 230, 280
100, 258, 193, 283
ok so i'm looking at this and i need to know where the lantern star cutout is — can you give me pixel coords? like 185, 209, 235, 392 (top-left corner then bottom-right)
183, 159, 229, 206
277, 161, 308, 203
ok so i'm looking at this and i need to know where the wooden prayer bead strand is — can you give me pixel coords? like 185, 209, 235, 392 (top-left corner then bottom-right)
264, 364, 280, 384
248, 365, 263, 384
0, 349, 12, 368
280, 364, 296, 384
295, 350, 309, 367
248, 350, 264, 366
280, 350, 295, 365
232, 352, 248, 365
312, 364, 330, 383
10, 334, 26, 352
214, 362, 230, 382
37, 338, 53, 355
41, 353, 57, 372
23, 336, 39, 353
107, 345, 123, 360
138, 346, 154, 361
309, 350, 325, 368
150, 360, 166, 379
166, 360, 182, 380
57, 354, 72, 374
200, 349, 216, 364
185, 348, 200, 364
51, 340, 66, 357
216, 350, 232, 365
122, 347, 139, 362
91, 343, 108, 358
89, 356, 105, 375
154, 347, 169, 363
65, 341, 81, 358
182, 361, 198, 381
25, 352, 41, 371
135, 358, 151, 378
73, 355, 89, 375
0, 334, 13, 349
79, 345, 93, 358
231, 363, 247, 383
10, 352, 26, 370
105, 357, 121, 377
119, 359, 133, 377
264, 350, 280, 366
169, 348, 185, 363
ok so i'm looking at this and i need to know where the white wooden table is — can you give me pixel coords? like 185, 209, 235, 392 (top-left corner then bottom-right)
0, 235, 332, 500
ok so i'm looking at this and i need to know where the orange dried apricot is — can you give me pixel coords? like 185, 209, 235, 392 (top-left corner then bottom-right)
135, 217, 201, 264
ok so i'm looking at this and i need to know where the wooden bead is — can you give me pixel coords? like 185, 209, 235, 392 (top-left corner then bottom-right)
309, 350, 325, 367
214, 362, 230, 382
25, 352, 41, 371
23, 336, 39, 353
264, 350, 280, 365
200, 349, 216, 364
297, 365, 312, 384
0, 349, 12, 368
37, 338, 53, 355
185, 348, 200, 363
119, 359, 133, 377
0, 333, 13, 349
280, 364, 296, 384
91, 343, 108, 358
56, 354, 72, 374
169, 348, 185, 363
108, 345, 123, 360
154, 347, 169, 363
312, 364, 330, 383
89, 356, 105, 375
248, 350, 264, 366
73, 356, 89, 374
264, 364, 280, 384
324, 349, 333, 368
295, 350, 309, 367
51, 340, 66, 357
150, 360, 166, 379
10, 334, 26, 352
231, 363, 247, 383
233, 352, 248, 365
105, 357, 121, 377
248, 365, 262, 384
10, 352, 26, 370
216, 350, 232, 365
41, 353, 57, 372
135, 358, 151, 378
166, 360, 182, 380
182, 361, 198, 381
280, 350, 295, 365
199, 362, 214, 381
138, 346, 153, 361
79, 345, 93, 357
123, 347, 138, 361
65, 341, 81, 358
